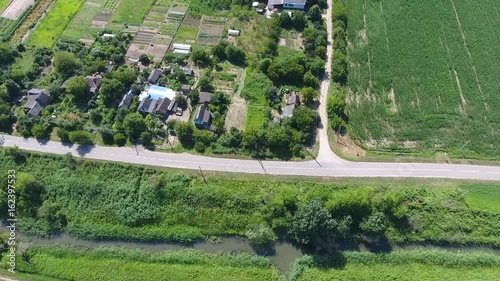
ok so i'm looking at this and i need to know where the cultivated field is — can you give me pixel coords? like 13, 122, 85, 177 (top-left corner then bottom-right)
26, 0, 85, 47
345, 0, 500, 160
112, 0, 155, 24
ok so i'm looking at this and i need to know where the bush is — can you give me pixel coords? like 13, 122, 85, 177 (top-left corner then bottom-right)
245, 224, 277, 245
68, 131, 94, 145
114, 133, 127, 146
57, 128, 70, 142
194, 142, 206, 153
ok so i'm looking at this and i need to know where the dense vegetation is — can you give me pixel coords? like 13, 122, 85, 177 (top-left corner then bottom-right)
290, 249, 500, 281
1, 246, 282, 281
1, 150, 499, 249
344, 0, 500, 160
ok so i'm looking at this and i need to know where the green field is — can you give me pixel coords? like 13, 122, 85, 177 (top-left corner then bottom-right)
112, 0, 155, 24
61, 0, 109, 40
174, 25, 199, 43
295, 250, 500, 281
242, 70, 272, 131
0, 0, 10, 12
27, 0, 85, 47
462, 184, 500, 212
345, 0, 500, 160
5, 246, 282, 281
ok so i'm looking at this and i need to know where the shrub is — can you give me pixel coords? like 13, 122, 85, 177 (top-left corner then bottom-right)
68, 131, 94, 145
245, 224, 277, 245
114, 133, 127, 146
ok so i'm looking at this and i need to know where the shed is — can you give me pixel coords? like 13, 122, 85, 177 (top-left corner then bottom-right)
228, 29, 240, 36
198, 92, 214, 104
148, 69, 163, 84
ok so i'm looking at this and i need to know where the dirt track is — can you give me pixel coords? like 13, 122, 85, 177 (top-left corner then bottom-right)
0, 0, 34, 20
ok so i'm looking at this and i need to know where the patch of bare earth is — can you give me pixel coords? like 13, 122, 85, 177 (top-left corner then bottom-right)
334, 133, 366, 158
225, 96, 247, 131
388, 88, 398, 113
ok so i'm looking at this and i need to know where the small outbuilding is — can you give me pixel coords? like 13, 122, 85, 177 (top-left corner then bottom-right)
228, 29, 240, 36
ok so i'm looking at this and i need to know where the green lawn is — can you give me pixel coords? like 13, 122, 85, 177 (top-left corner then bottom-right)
345, 0, 500, 160
27, 0, 85, 47
112, 0, 155, 24
295, 250, 500, 281
0, 0, 10, 12
242, 70, 272, 131
8, 247, 282, 281
174, 25, 199, 43
461, 184, 500, 212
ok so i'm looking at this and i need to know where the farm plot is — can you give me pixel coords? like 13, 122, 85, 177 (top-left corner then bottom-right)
61, 0, 111, 41
197, 15, 225, 45
172, 13, 199, 44
9, 0, 51, 43
112, 0, 155, 24
0, 0, 34, 20
27, 0, 85, 47
345, 0, 500, 160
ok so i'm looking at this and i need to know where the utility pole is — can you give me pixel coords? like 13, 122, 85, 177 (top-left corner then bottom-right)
198, 166, 207, 185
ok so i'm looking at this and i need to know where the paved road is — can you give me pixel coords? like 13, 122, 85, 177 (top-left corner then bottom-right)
2, 135, 500, 181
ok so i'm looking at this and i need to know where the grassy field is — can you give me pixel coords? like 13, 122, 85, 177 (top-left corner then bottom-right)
462, 184, 500, 212
112, 0, 155, 24
242, 70, 272, 131
345, 0, 500, 160
27, 0, 85, 47
0, 0, 10, 12
1, 150, 499, 247
295, 250, 500, 281
5, 246, 282, 281
174, 25, 199, 43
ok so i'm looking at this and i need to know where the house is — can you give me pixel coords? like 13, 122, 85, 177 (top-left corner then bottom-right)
194, 106, 214, 130
148, 69, 162, 84
118, 90, 134, 109
86, 75, 103, 96
180, 84, 191, 94
180, 67, 194, 76
23, 89, 51, 117
282, 91, 300, 118
267, 0, 306, 10
137, 85, 177, 117
198, 91, 214, 105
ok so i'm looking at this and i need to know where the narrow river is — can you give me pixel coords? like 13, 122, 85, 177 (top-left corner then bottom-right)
5, 229, 500, 275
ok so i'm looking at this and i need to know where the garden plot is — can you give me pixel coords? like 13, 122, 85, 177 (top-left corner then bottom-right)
0, 0, 34, 20
62, 0, 108, 41
197, 15, 225, 45
92, 13, 112, 28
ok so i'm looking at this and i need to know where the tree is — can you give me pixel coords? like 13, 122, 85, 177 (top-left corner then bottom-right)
0, 43, 16, 65
99, 78, 125, 106
65, 76, 88, 98
175, 94, 187, 109
303, 71, 319, 88
289, 199, 352, 246
278, 12, 292, 29
188, 89, 199, 106
141, 131, 153, 146
327, 94, 345, 119
360, 212, 389, 236
139, 54, 150, 65
332, 2, 347, 24
16, 116, 34, 137
174, 122, 194, 146
245, 224, 277, 245
301, 87, 319, 104
193, 129, 216, 146
113, 133, 127, 146
224, 45, 246, 65
123, 112, 146, 139
114, 66, 137, 87
332, 51, 348, 84
191, 49, 212, 66
291, 11, 307, 30
211, 40, 228, 60
37, 200, 67, 233
0, 101, 13, 132
57, 128, 69, 142
31, 122, 51, 139
89, 109, 102, 125
69, 130, 94, 145
198, 74, 214, 92
242, 127, 261, 150
16, 173, 45, 217
53, 51, 81, 78
308, 5, 322, 23
265, 124, 290, 149
291, 106, 317, 134
308, 58, 325, 76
